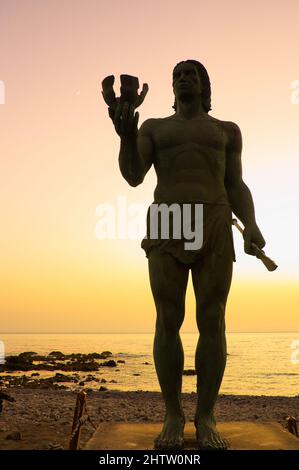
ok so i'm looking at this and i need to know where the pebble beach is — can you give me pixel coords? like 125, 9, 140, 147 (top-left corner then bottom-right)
0, 350, 298, 450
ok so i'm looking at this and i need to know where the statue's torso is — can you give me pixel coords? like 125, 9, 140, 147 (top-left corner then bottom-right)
151, 115, 229, 204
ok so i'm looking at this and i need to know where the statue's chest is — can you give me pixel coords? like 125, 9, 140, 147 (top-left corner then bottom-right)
153, 120, 226, 152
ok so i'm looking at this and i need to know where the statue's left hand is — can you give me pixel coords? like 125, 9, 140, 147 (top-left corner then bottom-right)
243, 223, 266, 256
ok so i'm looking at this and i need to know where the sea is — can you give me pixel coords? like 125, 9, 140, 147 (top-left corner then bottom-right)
1, 332, 299, 397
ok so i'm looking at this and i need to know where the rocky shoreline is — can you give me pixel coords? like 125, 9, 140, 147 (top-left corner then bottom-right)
0, 350, 117, 372
0, 350, 198, 392
0, 350, 125, 392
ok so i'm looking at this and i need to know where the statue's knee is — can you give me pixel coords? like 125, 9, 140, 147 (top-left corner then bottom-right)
197, 301, 226, 336
156, 302, 184, 335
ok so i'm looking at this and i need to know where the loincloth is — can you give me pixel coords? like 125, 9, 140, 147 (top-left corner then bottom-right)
141, 202, 236, 266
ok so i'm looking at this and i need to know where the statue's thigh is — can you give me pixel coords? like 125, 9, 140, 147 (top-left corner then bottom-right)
147, 248, 189, 307
191, 249, 233, 306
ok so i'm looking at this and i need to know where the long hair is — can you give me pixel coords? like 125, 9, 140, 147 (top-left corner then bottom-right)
172, 60, 212, 112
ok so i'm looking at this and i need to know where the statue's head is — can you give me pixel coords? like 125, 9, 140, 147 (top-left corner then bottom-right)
172, 60, 211, 112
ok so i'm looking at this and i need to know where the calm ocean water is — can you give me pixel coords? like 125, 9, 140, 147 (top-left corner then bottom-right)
1, 333, 299, 396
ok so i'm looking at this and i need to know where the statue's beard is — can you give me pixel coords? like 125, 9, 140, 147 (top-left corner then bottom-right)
177, 90, 195, 104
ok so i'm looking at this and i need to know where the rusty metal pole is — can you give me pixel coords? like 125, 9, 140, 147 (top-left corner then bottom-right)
69, 390, 86, 450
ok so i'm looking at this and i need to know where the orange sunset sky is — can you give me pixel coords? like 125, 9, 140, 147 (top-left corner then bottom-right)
0, 0, 298, 333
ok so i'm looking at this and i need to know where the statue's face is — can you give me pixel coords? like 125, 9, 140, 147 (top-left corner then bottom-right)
172, 62, 202, 102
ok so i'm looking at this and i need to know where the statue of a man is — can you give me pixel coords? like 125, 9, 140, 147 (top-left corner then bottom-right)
108, 60, 265, 450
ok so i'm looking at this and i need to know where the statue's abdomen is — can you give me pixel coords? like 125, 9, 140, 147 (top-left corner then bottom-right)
153, 143, 229, 204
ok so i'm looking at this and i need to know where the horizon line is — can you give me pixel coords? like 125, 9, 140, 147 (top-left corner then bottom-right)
1, 331, 299, 335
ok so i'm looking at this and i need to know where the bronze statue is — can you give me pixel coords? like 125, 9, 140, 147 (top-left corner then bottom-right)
102, 60, 266, 450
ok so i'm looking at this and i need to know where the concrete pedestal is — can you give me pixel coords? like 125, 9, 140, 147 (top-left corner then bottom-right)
85, 421, 299, 450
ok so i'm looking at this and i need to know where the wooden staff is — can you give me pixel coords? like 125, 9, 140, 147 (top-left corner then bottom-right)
232, 218, 278, 272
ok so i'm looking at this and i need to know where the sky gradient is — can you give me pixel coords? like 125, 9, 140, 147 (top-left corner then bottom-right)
0, 0, 298, 332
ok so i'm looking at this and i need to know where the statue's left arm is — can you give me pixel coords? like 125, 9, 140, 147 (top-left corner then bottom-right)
224, 121, 266, 255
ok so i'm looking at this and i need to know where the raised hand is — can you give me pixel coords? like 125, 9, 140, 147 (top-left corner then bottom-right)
111, 101, 139, 138
101, 74, 148, 138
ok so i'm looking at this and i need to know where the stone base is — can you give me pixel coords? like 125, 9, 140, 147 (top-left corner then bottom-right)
85, 421, 299, 450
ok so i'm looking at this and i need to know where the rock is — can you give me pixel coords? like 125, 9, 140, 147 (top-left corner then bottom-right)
84, 375, 95, 382
32, 355, 48, 361
68, 353, 84, 360
100, 360, 117, 368
52, 373, 76, 383
117, 360, 125, 364
48, 351, 65, 359
133, 373, 140, 376
1, 355, 34, 371
56, 384, 67, 390
6, 431, 22, 441
100, 351, 113, 358
66, 361, 100, 372
143, 362, 150, 365
0, 391, 15, 412
43, 442, 64, 450
99, 386, 108, 391
31, 372, 40, 377
18, 352, 38, 359
0, 391, 15, 402
79, 381, 85, 386
100, 378, 107, 383
87, 352, 110, 359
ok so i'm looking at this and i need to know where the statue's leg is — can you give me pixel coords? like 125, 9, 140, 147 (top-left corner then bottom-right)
191, 247, 233, 450
148, 248, 189, 450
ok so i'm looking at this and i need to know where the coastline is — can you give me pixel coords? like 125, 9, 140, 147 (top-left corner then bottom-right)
0, 388, 298, 450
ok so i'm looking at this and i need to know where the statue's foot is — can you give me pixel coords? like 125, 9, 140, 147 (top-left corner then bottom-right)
195, 416, 228, 450
154, 415, 185, 450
